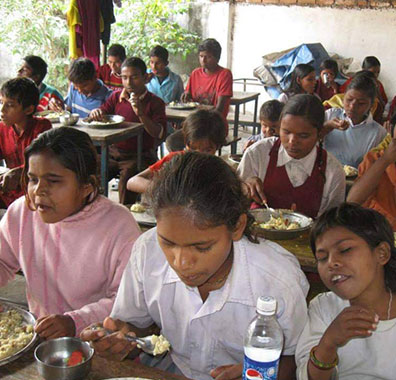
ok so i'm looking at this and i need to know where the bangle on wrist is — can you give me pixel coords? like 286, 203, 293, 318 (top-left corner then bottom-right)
309, 345, 338, 370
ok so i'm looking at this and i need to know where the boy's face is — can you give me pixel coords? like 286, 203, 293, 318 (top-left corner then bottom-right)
199, 50, 219, 72
73, 78, 98, 97
260, 119, 280, 138
108, 55, 123, 75
0, 95, 33, 126
121, 66, 147, 95
149, 56, 168, 77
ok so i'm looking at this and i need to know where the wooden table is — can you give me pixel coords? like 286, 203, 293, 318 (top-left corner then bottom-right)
53, 122, 144, 196
0, 351, 189, 380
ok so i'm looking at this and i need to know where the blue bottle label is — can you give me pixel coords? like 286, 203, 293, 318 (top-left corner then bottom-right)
242, 355, 280, 380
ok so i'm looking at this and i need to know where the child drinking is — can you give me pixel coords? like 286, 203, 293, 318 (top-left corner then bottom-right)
278, 64, 317, 104
81, 152, 309, 380
0, 127, 140, 339
315, 59, 340, 102
296, 203, 396, 379
324, 73, 387, 168
238, 94, 345, 218
127, 108, 226, 194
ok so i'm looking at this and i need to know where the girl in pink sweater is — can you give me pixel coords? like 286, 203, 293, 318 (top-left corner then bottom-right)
0, 127, 140, 338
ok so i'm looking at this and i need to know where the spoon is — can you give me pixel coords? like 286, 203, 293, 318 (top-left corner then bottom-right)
263, 201, 280, 218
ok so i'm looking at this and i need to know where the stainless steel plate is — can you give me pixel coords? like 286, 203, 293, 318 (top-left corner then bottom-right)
35, 110, 64, 123
167, 102, 198, 110
81, 115, 125, 129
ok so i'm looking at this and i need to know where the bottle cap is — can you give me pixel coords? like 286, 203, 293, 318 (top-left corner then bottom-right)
256, 296, 277, 315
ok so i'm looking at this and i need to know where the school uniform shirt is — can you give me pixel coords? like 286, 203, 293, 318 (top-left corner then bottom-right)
147, 68, 184, 104
296, 292, 396, 380
0, 195, 140, 335
324, 108, 387, 168
315, 79, 339, 102
111, 228, 309, 380
65, 80, 112, 118
37, 82, 64, 112
97, 63, 123, 90
237, 137, 345, 217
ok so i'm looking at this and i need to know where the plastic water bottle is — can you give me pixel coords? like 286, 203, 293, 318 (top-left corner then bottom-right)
243, 296, 284, 380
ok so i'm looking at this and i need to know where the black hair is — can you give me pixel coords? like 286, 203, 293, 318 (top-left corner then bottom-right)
259, 100, 284, 122
320, 59, 339, 77
149, 151, 257, 242
107, 44, 126, 61
121, 57, 147, 76
23, 55, 48, 84
149, 45, 169, 63
183, 109, 226, 149
362, 56, 381, 70
310, 203, 396, 292
346, 71, 377, 103
22, 127, 100, 205
0, 77, 39, 112
285, 63, 315, 96
67, 58, 96, 83
198, 38, 222, 61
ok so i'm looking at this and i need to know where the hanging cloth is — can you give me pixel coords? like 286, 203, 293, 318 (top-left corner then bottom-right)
100, 0, 116, 45
66, 0, 83, 59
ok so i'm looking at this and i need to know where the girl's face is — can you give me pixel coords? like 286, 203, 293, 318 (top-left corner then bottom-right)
367, 65, 380, 79
343, 89, 372, 124
187, 138, 217, 155
315, 226, 389, 302
298, 71, 316, 94
320, 69, 335, 84
27, 151, 93, 224
280, 114, 318, 159
156, 208, 246, 288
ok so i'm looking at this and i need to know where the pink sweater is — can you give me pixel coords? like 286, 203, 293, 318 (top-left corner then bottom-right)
0, 195, 140, 335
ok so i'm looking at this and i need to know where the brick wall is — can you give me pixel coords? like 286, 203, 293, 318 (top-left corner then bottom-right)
211, 0, 394, 8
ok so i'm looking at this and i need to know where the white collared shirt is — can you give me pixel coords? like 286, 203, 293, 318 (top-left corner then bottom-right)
237, 137, 346, 216
111, 228, 309, 380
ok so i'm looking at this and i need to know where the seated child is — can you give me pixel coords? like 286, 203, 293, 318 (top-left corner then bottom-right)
90, 57, 167, 205
296, 203, 396, 380
347, 133, 396, 230
97, 44, 126, 90
81, 151, 309, 380
127, 108, 226, 194
324, 74, 387, 168
0, 77, 51, 207
0, 127, 140, 339
238, 94, 345, 218
243, 99, 284, 151
147, 45, 184, 104
181, 38, 232, 131
314, 59, 340, 102
278, 64, 317, 104
17, 55, 64, 112
65, 58, 112, 118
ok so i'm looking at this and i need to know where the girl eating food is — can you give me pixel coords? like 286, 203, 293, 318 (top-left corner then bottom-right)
81, 152, 309, 380
296, 203, 396, 379
238, 94, 345, 218
0, 127, 140, 339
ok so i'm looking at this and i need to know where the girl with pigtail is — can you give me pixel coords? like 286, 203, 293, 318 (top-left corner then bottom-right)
296, 203, 396, 379
238, 94, 345, 218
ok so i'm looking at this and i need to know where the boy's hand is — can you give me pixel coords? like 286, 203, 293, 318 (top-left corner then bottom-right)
210, 363, 242, 380
0, 167, 22, 193
80, 317, 137, 361
119, 88, 130, 103
48, 98, 64, 112
128, 93, 144, 117
34, 314, 76, 339
89, 108, 104, 121
181, 92, 192, 103
244, 177, 267, 205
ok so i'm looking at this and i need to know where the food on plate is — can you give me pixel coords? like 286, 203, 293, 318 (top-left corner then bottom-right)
0, 309, 34, 359
255, 213, 301, 230
168, 101, 197, 108
130, 203, 146, 213
86, 119, 113, 125
36, 112, 62, 119
343, 165, 358, 177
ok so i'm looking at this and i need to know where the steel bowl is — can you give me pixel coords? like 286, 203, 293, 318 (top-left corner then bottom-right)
59, 113, 80, 126
35, 337, 94, 380
251, 208, 313, 240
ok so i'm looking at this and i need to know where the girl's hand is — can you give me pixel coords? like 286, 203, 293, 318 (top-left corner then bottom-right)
210, 363, 242, 380
80, 317, 137, 361
321, 306, 378, 349
34, 314, 76, 339
244, 177, 267, 205
326, 118, 350, 131
89, 108, 104, 121
382, 138, 396, 165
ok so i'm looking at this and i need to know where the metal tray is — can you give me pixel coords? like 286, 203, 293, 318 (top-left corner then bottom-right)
167, 102, 198, 110
35, 110, 64, 123
251, 208, 313, 240
81, 115, 125, 129
0, 302, 38, 366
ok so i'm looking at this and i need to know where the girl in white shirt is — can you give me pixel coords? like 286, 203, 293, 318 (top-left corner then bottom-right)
82, 152, 309, 380
296, 203, 396, 380
238, 94, 345, 218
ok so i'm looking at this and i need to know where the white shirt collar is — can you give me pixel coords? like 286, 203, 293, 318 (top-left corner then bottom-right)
277, 143, 318, 176
342, 110, 373, 128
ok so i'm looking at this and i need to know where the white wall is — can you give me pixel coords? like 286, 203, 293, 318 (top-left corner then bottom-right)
197, 1, 396, 101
